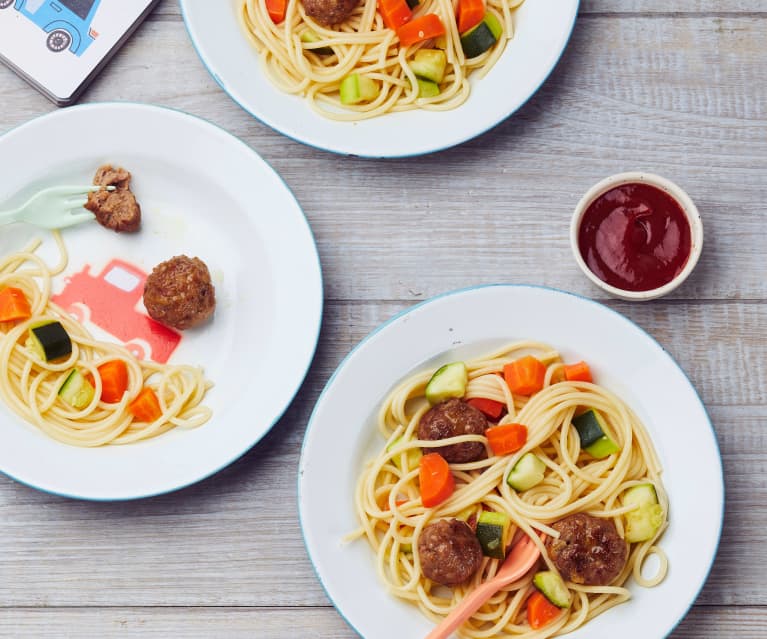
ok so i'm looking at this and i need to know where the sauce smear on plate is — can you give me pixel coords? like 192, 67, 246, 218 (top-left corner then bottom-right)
578, 183, 692, 292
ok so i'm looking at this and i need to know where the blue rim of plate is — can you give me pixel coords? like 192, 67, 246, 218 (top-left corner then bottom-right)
178, 0, 581, 158
297, 283, 724, 638
0, 102, 324, 501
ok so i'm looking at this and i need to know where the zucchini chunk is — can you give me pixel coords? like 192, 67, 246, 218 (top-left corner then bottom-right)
460, 12, 502, 58
339, 73, 380, 105
300, 30, 333, 55
572, 409, 620, 458
58, 369, 95, 409
417, 79, 440, 98
410, 49, 447, 83
533, 570, 571, 608
623, 483, 664, 542
475, 510, 511, 559
386, 436, 423, 471
506, 452, 546, 491
424, 361, 467, 404
26, 320, 72, 362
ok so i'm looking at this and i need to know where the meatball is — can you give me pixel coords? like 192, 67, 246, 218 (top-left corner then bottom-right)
143, 256, 216, 330
85, 164, 141, 232
418, 398, 488, 463
418, 519, 483, 586
545, 513, 628, 586
302, 0, 359, 25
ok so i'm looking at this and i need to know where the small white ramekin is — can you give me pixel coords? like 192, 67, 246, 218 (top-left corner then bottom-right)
570, 172, 704, 301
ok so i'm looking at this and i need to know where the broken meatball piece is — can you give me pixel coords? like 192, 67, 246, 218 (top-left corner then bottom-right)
85, 164, 141, 232
143, 256, 216, 330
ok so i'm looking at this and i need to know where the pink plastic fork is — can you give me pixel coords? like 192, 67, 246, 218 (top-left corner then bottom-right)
425, 533, 542, 639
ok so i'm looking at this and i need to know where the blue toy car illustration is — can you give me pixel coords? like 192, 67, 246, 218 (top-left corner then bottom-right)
0, 0, 102, 56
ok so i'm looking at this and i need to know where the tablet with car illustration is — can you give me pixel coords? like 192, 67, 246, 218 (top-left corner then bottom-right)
0, 0, 158, 104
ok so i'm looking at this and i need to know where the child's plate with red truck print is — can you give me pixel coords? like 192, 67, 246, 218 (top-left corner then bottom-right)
0, 103, 323, 500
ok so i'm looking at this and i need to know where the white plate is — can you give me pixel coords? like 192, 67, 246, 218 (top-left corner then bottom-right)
179, 0, 580, 157
299, 285, 723, 638
0, 103, 323, 500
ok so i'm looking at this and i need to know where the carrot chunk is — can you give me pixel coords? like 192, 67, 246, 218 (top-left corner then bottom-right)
128, 387, 162, 423
396, 14, 446, 47
96, 360, 129, 404
503, 355, 546, 396
527, 591, 562, 629
456, 0, 485, 33
419, 452, 455, 507
486, 423, 527, 456
378, 0, 412, 30
563, 361, 593, 383
0, 287, 32, 323
266, 0, 288, 23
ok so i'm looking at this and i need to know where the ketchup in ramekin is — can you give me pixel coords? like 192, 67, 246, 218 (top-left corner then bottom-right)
577, 182, 692, 292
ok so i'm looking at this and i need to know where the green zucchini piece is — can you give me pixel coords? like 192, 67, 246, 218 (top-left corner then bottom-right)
572, 409, 620, 458
417, 79, 440, 98
533, 570, 571, 608
26, 320, 72, 362
339, 73, 380, 105
475, 511, 511, 559
425, 361, 467, 404
623, 483, 664, 542
386, 436, 422, 471
506, 452, 546, 491
460, 13, 503, 58
411, 49, 447, 83
58, 369, 95, 409
300, 30, 333, 55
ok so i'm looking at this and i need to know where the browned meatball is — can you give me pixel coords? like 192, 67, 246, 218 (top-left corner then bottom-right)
418, 398, 488, 463
545, 513, 628, 586
85, 164, 141, 232
418, 519, 483, 586
143, 256, 216, 330
302, 0, 359, 25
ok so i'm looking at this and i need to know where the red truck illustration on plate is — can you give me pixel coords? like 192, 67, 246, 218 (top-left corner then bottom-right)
51, 259, 181, 364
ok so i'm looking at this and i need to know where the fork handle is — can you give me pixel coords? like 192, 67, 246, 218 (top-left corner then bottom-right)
424, 580, 500, 639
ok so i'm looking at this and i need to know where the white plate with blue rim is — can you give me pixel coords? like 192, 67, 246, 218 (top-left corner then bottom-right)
298, 284, 723, 638
0, 102, 323, 500
179, 0, 580, 157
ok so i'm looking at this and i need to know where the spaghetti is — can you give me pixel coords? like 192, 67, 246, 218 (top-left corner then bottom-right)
0, 233, 212, 447
238, 0, 526, 120
350, 341, 668, 637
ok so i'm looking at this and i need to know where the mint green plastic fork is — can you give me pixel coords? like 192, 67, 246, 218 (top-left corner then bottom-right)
0, 185, 113, 230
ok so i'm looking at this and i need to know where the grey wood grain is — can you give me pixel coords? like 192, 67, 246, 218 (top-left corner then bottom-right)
1, 0, 765, 636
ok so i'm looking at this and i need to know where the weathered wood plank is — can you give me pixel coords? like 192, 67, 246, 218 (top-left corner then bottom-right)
0, 604, 764, 638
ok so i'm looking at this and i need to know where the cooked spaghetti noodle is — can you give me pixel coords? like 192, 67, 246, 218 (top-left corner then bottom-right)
238, 0, 525, 120
350, 341, 668, 637
0, 233, 212, 447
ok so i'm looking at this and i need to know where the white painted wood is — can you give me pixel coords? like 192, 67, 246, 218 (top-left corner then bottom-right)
0, 0, 764, 636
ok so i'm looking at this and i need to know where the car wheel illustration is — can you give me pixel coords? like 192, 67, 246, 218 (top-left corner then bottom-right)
46, 29, 72, 53
66, 303, 91, 324
0, 1, 14, 10
125, 340, 151, 362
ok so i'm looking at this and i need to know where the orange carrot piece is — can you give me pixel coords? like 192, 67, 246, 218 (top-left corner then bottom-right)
396, 13, 445, 47
266, 0, 288, 23
0, 287, 32, 323
419, 452, 455, 508
486, 423, 528, 456
378, 0, 412, 30
96, 360, 129, 404
527, 591, 562, 629
564, 361, 593, 383
128, 387, 162, 423
466, 397, 505, 420
456, 0, 484, 33
503, 355, 546, 396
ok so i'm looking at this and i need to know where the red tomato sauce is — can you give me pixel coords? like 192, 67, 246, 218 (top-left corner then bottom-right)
577, 183, 692, 292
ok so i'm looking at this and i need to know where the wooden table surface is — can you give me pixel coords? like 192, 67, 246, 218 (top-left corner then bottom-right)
1, 1, 765, 637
